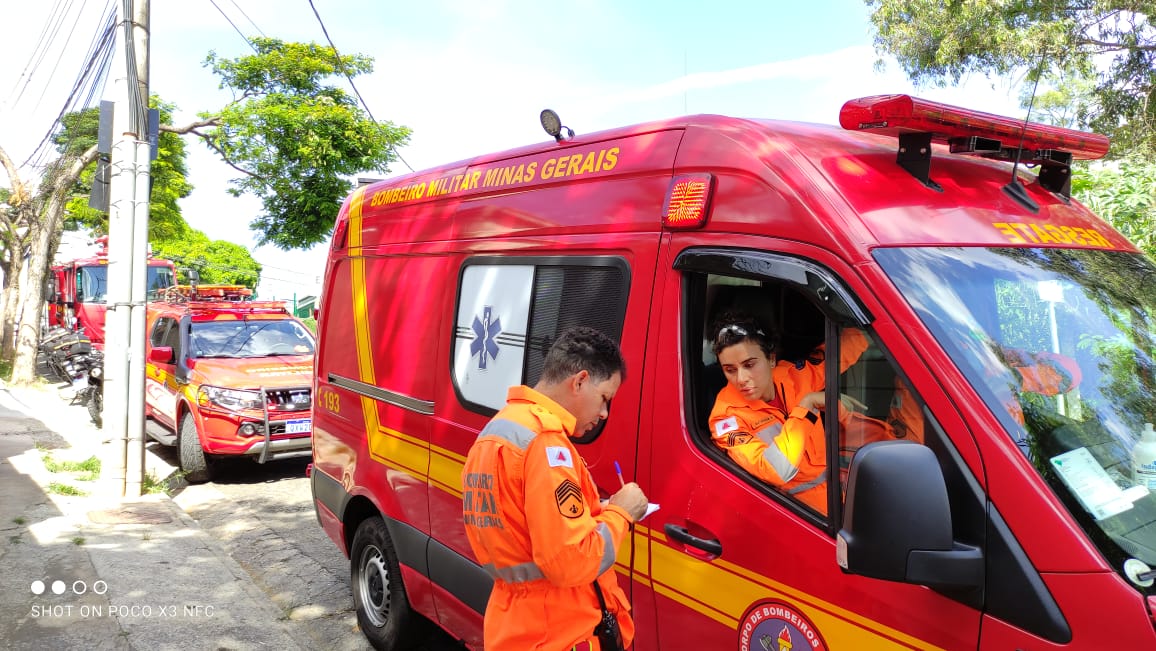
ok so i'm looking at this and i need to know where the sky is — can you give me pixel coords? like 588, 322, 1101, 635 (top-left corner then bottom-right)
0, 0, 1030, 301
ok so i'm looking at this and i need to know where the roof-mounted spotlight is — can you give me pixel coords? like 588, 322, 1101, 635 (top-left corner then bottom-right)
540, 109, 574, 143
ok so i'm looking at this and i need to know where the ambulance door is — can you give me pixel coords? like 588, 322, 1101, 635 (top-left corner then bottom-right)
637, 238, 984, 651
144, 314, 181, 428
428, 248, 653, 645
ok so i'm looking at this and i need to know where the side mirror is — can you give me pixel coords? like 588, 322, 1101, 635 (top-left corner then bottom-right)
148, 346, 173, 365
837, 441, 983, 589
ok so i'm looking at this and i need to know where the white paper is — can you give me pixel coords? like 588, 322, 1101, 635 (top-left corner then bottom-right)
640, 503, 660, 521
1050, 447, 1132, 520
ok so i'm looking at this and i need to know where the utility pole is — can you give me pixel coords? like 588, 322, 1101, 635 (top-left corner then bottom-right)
126, 0, 151, 497
103, 0, 151, 498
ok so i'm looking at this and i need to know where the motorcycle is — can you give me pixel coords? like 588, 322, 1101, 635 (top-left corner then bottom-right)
79, 349, 104, 428
39, 326, 93, 384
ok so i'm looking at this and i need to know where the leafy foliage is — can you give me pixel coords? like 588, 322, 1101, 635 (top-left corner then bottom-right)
58, 99, 192, 243
866, 1, 1156, 153
1072, 158, 1156, 257
199, 38, 411, 249
153, 231, 261, 287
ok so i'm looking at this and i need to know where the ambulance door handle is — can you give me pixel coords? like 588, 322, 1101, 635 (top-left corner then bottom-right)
664, 523, 722, 557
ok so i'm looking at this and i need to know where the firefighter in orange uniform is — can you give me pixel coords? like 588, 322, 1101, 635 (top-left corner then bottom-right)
461, 326, 648, 651
708, 311, 868, 513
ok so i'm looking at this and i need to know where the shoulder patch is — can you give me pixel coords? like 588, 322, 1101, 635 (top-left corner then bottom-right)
714, 416, 739, 439
555, 479, 585, 519
545, 446, 573, 468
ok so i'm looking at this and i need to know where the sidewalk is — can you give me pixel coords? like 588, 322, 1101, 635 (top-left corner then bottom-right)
0, 380, 308, 651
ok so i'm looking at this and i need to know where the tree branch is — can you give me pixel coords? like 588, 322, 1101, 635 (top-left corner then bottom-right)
1076, 36, 1156, 52
0, 143, 29, 208
188, 128, 261, 181
160, 117, 221, 134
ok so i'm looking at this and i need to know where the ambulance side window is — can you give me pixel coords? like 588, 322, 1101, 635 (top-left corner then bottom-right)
693, 270, 838, 514
682, 251, 931, 518
836, 331, 931, 495
453, 257, 629, 415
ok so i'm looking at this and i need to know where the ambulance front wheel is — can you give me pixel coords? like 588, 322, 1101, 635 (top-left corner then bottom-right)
179, 413, 213, 484
351, 516, 431, 650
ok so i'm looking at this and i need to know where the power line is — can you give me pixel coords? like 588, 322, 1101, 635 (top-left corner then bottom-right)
9, 0, 69, 107
31, 0, 90, 114
227, 0, 266, 38
206, 0, 257, 52
21, 7, 117, 169
306, 0, 413, 173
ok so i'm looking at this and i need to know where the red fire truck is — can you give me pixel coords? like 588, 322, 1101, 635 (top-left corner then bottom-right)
46, 236, 176, 347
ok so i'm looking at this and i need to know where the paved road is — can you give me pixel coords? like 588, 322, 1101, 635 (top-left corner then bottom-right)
160, 447, 467, 651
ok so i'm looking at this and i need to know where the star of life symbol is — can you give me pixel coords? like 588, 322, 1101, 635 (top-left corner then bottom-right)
470, 306, 501, 370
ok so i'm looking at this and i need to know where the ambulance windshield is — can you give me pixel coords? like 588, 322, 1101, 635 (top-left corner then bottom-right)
876, 246, 1156, 583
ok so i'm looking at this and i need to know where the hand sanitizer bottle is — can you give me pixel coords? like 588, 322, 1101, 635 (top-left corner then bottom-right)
1133, 423, 1156, 490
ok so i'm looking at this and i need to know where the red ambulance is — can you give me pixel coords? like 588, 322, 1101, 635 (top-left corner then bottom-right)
311, 94, 1156, 649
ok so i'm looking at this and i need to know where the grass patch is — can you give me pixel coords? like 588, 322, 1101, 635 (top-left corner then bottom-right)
71, 536, 85, 546
42, 454, 101, 474
12, 516, 26, 525
47, 482, 88, 497
143, 470, 177, 495
75, 471, 99, 482
0, 358, 11, 382
9, 535, 21, 544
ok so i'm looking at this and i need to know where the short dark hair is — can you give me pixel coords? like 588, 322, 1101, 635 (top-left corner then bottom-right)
540, 326, 626, 385
710, 309, 778, 357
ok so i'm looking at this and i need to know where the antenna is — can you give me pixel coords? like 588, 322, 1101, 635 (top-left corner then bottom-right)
1002, 57, 1047, 212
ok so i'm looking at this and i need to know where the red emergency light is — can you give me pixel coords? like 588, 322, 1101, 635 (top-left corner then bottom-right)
662, 174, 713, 229
839, 94, 1110, 160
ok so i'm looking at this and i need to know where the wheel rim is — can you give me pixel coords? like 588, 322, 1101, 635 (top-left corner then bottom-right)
358, 544, 391, 628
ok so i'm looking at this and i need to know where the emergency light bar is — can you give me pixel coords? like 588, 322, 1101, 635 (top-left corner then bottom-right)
839, 94, 1110, 201
161, 284, 254, 302
840, 95, 1109, 160
188, 301, 288, 317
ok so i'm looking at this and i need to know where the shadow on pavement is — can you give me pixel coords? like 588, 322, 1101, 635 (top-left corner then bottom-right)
0, 416, 124, 649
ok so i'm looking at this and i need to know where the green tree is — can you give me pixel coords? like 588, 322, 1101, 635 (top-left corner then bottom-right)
1072, 158, 1156, 257
1, 38, 409, 385
865, 1, 1156, 152
169, 38, 411, 249
61, 98, 193, 243
153, 232, 261, 287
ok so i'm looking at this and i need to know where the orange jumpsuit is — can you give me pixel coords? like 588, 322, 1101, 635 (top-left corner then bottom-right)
888, 346, 1083, 442
462, 386, 634, 651
709, 329, 868, 513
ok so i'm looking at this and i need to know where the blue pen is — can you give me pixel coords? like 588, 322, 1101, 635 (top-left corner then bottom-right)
614, 461, 625, 487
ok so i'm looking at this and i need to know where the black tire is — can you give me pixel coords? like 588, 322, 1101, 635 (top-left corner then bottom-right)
87, 388, 102, 428
178, 413, 212, 483
350, 517, 432, 650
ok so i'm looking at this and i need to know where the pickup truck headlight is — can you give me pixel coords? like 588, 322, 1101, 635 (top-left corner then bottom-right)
198, 386, 263, 412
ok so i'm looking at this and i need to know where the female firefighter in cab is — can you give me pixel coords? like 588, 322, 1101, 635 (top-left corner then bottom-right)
707, 310, 868, 513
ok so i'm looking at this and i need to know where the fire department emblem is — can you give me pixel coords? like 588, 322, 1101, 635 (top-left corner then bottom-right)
738, 601, 826, 651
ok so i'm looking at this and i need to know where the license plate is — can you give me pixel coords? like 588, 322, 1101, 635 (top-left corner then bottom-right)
285, 418, 311, 434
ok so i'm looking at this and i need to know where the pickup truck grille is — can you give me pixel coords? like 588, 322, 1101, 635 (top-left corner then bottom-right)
265, 387, 311, 411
